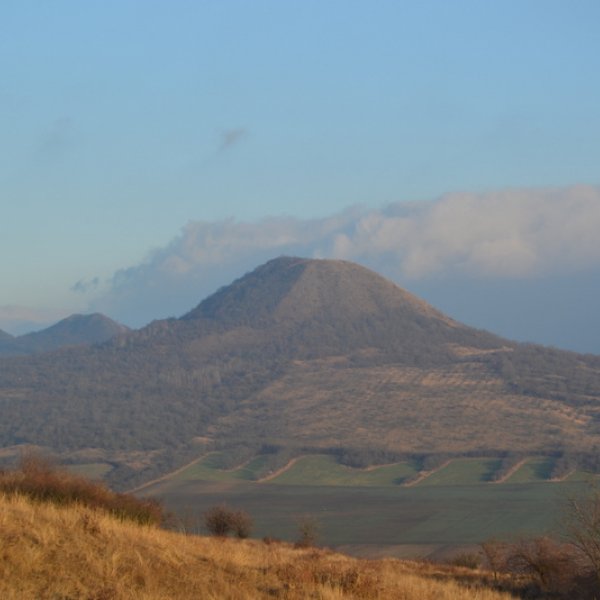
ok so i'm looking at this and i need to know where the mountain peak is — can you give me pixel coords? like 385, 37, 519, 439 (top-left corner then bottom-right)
182, 256, 453, 328
178, 256, 499, 367
181, 256, 311, 324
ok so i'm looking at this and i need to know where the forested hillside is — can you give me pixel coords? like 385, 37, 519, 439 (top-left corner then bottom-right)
0, 257, 599, 489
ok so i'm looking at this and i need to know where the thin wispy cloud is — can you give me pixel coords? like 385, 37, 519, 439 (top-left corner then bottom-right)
71, 277, 100, 294
35, 117, 76, 162
217, 128, 247, 152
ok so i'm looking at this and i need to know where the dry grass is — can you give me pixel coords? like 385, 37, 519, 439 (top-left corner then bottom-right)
0, 493, 517, 600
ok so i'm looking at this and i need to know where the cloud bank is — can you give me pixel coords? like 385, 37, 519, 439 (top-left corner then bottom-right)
90, 185, 600, 330
331, 184, 600, 279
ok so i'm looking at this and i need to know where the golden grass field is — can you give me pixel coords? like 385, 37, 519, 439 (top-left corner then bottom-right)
0, 492, 517, 600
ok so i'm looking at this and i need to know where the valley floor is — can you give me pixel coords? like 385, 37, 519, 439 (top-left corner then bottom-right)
135, 453, 594, 559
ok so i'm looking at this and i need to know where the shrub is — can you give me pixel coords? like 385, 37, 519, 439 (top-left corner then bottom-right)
229, 509, 253, 538
503, 537, 581, 595
448, 552, 481, 570
203, 505, 253, 538
0, 452, 164, 525
480, 539, 508, 581
295, 516, 319, 548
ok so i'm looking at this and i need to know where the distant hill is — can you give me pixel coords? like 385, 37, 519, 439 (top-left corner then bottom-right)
0, 329, 14, 342
0, 313, 129, 356
0, 257, 599, 489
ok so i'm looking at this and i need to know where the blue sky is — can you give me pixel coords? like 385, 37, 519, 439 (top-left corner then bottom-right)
2, 1, 600, 352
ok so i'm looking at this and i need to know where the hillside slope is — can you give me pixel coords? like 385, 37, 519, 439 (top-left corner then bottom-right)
0, 257, 599, 488
0, 493, 514, 600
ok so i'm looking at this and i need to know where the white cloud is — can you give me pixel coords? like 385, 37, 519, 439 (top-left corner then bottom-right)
329, 185, 600, 278
90, 185, 600, 326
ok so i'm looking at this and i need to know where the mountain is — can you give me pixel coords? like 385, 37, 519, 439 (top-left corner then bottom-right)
0, 257, 599, 488
0, 313, 129, 356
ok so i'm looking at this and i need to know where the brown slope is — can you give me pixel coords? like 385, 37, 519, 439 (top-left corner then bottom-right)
183, 256, 505, 366
0, 257, 599, 489
185, 256, 450, 326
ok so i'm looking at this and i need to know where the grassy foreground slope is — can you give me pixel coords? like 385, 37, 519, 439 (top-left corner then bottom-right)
0, 494, 516, 600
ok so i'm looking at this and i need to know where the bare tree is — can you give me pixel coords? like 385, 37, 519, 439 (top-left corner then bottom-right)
480, 538, 508, 581
204, 505, 253, 538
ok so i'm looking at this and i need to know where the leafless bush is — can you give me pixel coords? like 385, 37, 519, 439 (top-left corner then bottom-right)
295, 516, 320, 548
203, 505, 253, 538
448, 551, 482, 570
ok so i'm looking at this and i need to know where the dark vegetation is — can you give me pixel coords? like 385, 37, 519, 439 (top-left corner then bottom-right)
203, 505, 253, 538
294, 516, 320, 548
478, 536, 598, 598
0, 453, 163, 525
0, 257, 599, 489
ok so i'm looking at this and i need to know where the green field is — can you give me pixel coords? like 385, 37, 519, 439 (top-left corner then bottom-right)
136, 452, 600, 558
566, 469, 597, 481
418, 458, 502, 486
504, 457, 554, 483
168, 453, 272, 482
136, 452, 600, 556
144, 477, 587, 558
270, 455, 418, 486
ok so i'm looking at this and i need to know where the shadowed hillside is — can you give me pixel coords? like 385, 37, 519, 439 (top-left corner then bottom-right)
0, 257, 599, 489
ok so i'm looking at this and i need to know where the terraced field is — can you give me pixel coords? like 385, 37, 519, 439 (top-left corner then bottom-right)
139, 453, 597, 489
417, 459, 502, 486
269, 455, 419, 486
503, 457, 554, 484
169, 453, 271, 483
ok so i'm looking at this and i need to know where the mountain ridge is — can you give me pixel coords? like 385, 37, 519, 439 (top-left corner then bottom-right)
0, 313, 129, 356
